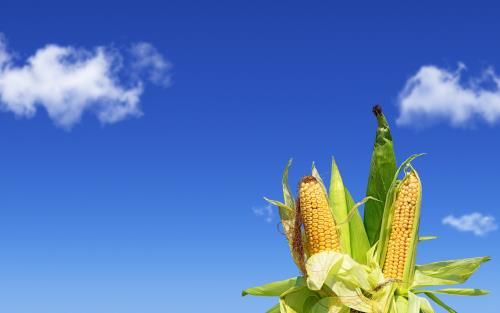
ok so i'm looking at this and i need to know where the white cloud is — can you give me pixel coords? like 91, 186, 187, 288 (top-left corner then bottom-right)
397, 64, 500, 127
252, 204, 273, 223
442, 212, 498, 236
130, 42, 171, 87
0, 35, 170, 129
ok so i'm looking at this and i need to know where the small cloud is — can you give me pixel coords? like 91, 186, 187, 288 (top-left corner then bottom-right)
252, 204, 273, 223
397, 64, 500, 127
130, 42, 171, 87
442, 212, 498, 236
0, 34, 171, 129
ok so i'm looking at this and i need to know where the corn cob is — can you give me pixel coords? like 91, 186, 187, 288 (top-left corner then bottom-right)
299, 176, 341, 255
382, 170, 421, 281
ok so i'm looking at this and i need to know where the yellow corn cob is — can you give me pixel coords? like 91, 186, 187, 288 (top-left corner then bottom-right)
382, 171, 421, 280
299, 176, 341, 255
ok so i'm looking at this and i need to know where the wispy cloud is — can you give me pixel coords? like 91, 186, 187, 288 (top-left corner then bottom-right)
0, 34, 170, 129
252, 204, 273, 223
397, 64, 500, 127
442, 212, 498, 236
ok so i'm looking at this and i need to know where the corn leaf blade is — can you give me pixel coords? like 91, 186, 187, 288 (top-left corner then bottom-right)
412, 256, 491, 289
310, 297, 348, 313
408, 292, 420, 313
418, 296, 435, 313
345, 189, 370, 264
418, 236, 437, 241
266, 303, 280, 313
280, 288, 320, 313
329, 158, 351, 255
424, 293, 457, 313
242, 277, 303, 297
413, 288, 489, 296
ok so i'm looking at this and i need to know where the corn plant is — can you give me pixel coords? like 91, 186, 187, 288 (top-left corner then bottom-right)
243, 106, 490, 313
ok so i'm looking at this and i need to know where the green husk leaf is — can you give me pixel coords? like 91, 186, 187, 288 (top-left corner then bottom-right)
328, 158, 351, 255
312, 162, 328, 196
418, 296, 435, 313
306, 251, 372, 292
279, 287, 321, 313
412, 256, 491, 289
413, 288, 489, 296
418, 236, 437, 241
408, 291, 420, 313
266, 303, 280, 313
329, 281, 372, 312
273, 159, 304, 272
424, 293, 457, 313
263, 198, 293, 213
305, 251, 375, 312
395, 295, 408, 313
371, 282, 396, 313
364, 106, 397, 246
282, 159, 296, 210
310, 297, 348, 313
346, 189, 371, 264
242, 277, 303, 296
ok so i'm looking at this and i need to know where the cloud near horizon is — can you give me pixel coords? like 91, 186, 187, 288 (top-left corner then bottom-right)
0, 34, 170, 129
442, 212, 498, 236
397, 64, 500, 127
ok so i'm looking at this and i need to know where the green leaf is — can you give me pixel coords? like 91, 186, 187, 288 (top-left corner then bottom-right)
310, 297, 348, 313
412, 256, 491, 289
413, 288, 489, 296
364, 106, 397, 246
371, 279, 397, 313
394, 295, 408, 313
312, 162, 328, 196
263, 198, 293, 213
329, 158, 351, 255
345, 189, 370, 265
418, 236, 437, 241
242, 277, 303, 297
266, 303, 280, 313
418, 296, 435, 313
280, 287, 321, 313
306, 251, 372, 292
305, 251, 374, 312
408, 292, 420, 313
270, 159, 303, 273
424, 293, 457, 313
282, 159, 296, 211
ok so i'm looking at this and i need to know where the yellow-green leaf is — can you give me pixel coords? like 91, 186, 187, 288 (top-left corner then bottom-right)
418, 296, 435, 313
242, 277, 303, 297
345, 189, 370, 264
280, 288, 320, 313
424, 293, 457, 313
412, 256, 491, 289
418, 236, 437, 241
413, 288, 489, 296
329, 158, 351, 255
310, 297, 348, 313
266, 303, 280, 313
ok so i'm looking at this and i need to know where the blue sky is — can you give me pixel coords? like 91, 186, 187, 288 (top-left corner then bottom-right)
0, 1, 499, 312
